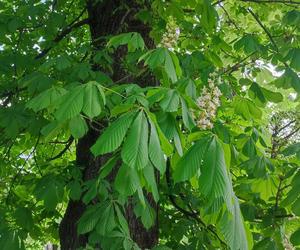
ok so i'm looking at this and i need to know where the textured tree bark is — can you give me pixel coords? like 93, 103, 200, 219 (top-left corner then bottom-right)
59, 1, 158, 249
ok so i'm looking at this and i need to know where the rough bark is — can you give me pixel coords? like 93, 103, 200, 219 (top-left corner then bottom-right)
59, 1, 158, 249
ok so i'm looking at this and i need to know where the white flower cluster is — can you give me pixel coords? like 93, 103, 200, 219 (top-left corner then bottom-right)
158, 19, 180, 49
196, 78, 222, 129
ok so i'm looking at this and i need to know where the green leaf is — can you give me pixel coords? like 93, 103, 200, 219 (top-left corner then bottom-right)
219, 196, 249, 250
272, 68, 300, 94
148, 120, 166, 174
147, 112, 173, 156
198, 136, 234, 212
174, 135, 211, 182
290, 228, 300, 246
26, 87, 67, 112
286, 48, 300, 71
77, 205, 102, 234
96, 203, 116, 235
234, 97, 262, 120
55, 55, 72, 71
143, 162, 159, 202
14, 207, 34, 231
140, 48, 179, 83
55, 86, 85, 121
234, 34, 260, 54
68, 181, 82, 201
282, 10, 300, 26
196, 0, 217, 32
181, 97, 195, 130
121, 111, 149, 169
107, 32, 145, 52
82, 81, 105, 118
160, 89, 180, 112
91, 111, 136, 156
114, 164, 140, 196
34, 176, 64, 210
69, 115, 88, 139
134, 201, 156, 229
164, 50, 177, 83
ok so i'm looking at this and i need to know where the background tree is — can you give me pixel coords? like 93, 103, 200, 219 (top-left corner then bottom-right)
0, 0, 300, 249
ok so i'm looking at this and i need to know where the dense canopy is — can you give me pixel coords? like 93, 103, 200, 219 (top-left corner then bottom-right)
0, 0, 300, 249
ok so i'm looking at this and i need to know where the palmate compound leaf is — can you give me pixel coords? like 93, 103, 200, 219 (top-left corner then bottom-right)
91, 111, 137, 156
121, 111, 149, 170
55, 81, 106, 121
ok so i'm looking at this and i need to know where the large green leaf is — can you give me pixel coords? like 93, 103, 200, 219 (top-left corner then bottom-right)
121, 111, 149, 169
174, 135, 211, 183
91, 111, 137, 156
26, 87, 66, 112
54, 86, 85, 121
114, 164, 140, 196
198, 136, 234, 212
77, 204, 102, 234
160, 89, 180, 112
219, 196, 249, 250
148, 120, 166, 174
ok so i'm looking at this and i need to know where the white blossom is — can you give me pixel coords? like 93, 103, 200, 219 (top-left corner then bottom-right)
195, 78, 222, 130
158, 19, 180, 49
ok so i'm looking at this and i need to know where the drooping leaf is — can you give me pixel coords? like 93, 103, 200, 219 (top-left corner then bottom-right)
174, 135, 211, 183
148, 120, 166, 174
91, 111, 137, 156
121, 111, 149, 169
198, 136, 234, 212
219, 196, 249, 250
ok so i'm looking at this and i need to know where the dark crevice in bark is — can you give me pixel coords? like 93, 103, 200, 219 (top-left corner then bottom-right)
59, 1, 158, 249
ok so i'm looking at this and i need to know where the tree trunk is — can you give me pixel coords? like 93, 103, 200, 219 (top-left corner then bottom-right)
59, 1, 158, 249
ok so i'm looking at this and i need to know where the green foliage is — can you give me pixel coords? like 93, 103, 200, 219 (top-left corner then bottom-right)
1, 0, 300, 249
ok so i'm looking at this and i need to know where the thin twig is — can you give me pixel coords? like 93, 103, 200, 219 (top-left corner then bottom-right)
247, 8, 278, 52
47, 136, 74, 161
